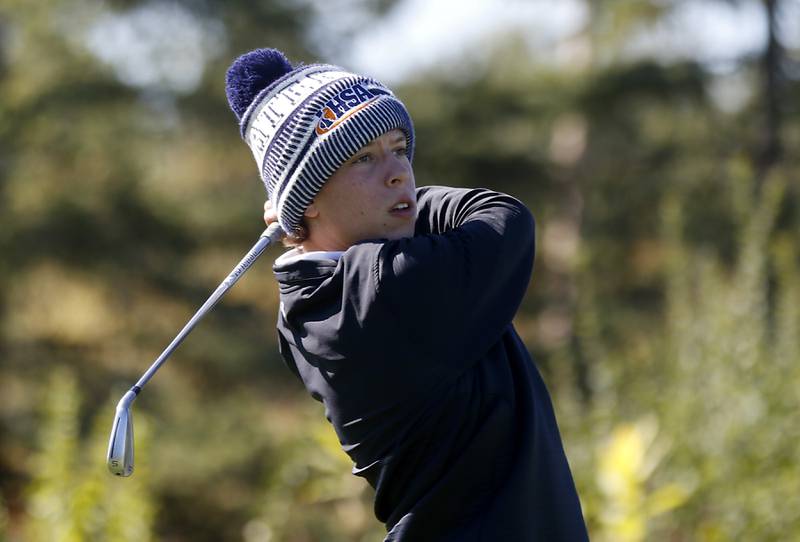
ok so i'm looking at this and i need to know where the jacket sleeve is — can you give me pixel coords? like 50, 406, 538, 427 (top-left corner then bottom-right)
372, 185, 536, 369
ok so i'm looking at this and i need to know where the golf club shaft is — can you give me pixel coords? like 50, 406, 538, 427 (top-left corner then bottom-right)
130, 223, 283, 395
108, 223, 283, 477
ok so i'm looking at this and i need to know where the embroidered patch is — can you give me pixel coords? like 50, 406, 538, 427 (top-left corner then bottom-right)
315, 83, 377, 135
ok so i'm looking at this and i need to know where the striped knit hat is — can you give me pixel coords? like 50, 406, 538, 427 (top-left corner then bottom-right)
225, 48, 415, 235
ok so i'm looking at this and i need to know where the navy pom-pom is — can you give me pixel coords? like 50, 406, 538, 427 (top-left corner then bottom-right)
226, 48, 294, 121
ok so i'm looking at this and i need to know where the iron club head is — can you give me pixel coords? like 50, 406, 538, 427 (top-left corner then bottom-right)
107, 389, 138, 476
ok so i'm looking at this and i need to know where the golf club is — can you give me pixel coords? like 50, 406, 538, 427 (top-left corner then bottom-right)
107, 222, 284, 477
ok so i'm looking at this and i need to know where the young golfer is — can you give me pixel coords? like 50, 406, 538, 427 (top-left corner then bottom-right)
226, 48, 589, 541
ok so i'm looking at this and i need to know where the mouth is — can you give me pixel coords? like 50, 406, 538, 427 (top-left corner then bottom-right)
389, 200, 415, 217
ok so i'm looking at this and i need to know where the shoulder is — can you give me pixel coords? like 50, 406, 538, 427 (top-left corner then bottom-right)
414, 185, 534, 238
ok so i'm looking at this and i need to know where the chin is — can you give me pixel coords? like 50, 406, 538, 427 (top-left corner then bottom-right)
385, 227, 415, 241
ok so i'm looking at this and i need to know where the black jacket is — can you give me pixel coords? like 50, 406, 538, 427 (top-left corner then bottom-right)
274, 186, 588, 541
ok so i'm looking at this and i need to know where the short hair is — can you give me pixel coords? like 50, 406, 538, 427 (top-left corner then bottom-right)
281, 220, 309, 248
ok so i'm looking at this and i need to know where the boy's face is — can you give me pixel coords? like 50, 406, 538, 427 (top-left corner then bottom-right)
304, 129, 417, 250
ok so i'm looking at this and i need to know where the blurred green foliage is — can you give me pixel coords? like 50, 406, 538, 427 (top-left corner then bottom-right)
1, 0, 798, 540
25, 368, 153, 541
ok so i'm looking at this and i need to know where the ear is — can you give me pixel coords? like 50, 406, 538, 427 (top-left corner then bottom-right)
304, 202, 320, 219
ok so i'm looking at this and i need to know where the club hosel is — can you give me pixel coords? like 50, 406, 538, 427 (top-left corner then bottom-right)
116, 388, 139, 412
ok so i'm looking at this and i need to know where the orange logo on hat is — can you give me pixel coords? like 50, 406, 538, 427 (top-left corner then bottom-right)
315, 99, 376, 135
315, 83, 377, 136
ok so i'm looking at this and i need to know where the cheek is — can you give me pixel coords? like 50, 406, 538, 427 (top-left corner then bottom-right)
345, 179, 377, 212
320, 168, 388, 227
326, 179, 369, 221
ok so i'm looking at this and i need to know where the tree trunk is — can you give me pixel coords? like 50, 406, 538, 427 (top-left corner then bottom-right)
757, 0, 784, 184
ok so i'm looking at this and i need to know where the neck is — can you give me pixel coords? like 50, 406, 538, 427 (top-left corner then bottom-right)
300, 224, 351, 253
299, 239, 348, 253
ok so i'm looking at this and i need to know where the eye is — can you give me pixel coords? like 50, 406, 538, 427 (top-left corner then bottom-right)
393, 146, 407, 157
352, 153, 372, 164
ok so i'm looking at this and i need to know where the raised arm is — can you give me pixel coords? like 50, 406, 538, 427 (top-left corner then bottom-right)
373, 186, 536, 368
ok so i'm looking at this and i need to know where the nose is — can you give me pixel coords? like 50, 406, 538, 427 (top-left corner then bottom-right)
383, 152, 410, 188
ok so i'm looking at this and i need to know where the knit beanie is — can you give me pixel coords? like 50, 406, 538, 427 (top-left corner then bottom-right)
225, 48, 415, 235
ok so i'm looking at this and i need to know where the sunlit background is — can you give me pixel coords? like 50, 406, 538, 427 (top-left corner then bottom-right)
1, 0, 798, 540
